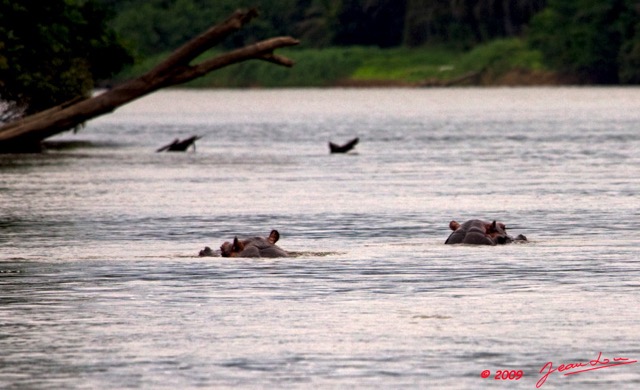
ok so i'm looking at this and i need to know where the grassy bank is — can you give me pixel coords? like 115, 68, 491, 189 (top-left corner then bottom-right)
113, 38, 560, 88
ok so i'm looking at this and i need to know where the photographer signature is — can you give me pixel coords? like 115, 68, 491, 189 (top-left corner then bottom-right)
536, 352, 637, 388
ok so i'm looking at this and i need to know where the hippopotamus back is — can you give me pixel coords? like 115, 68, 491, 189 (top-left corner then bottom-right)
445, 219, 515, 245
220, 230, 289, 258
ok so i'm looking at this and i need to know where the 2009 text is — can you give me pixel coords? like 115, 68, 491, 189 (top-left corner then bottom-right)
495, 370, 524, 380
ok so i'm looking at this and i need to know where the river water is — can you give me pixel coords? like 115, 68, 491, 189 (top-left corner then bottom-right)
1, 88, 639, 389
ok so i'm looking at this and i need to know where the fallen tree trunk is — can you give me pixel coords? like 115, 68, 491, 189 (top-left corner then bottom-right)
0, 8, 299, 153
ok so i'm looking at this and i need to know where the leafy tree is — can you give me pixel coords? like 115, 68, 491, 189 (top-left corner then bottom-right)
291, 0, 342, 47
404, 0, 546, 48
0, 0, 132, 118
619, 24, 640, 83
528, 0, 640, 83
109, 0, 229, 55
404, 1, 460, 47
334, 0, 407, 47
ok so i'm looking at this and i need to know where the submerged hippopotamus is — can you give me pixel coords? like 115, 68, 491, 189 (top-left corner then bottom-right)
199, 246, 215, 257
219, 229, 289, 258
445, 219, 527, 245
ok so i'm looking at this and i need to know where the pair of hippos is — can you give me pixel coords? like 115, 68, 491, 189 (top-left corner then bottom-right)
199, 219, 528, 258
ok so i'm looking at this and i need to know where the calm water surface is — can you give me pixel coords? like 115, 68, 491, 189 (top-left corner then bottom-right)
1, 88, 639, 389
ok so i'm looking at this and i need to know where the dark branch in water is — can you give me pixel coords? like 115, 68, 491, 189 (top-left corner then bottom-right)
329, 137, 359, 153
156, 136, 201, 152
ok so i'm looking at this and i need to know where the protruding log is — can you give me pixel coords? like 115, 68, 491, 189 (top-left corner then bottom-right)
156, 136, 201, 152
329, 137, 359, 153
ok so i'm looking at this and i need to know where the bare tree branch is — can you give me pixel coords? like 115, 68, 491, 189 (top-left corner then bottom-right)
166, 37, 299, 85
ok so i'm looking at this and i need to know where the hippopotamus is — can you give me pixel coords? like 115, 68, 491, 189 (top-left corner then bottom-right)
199, 246, 215, 257
445, 219, 527, 245
219, 229, 289, 258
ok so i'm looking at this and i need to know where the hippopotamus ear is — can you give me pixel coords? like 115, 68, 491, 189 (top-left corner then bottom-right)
449, 221, 461, 231
485, 220, 498, 233
268, 230, 280, 244
232, 237, 244, 252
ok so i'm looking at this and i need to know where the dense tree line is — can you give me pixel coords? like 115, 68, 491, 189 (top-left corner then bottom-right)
100, 0, 405, 53
103, 0, 640, 83
101, 0, 547, 53
404, 0, 547, 47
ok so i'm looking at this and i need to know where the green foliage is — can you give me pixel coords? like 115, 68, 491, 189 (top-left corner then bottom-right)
0, 0, 132, 116
459, 38, 545, 75
107, 0, 408, 54
354, 39, 545, 84
104, 0, 550, 85
192, 47, 364, 87
619, 27, 640, 83
404, 0, 547, 48
107, 0, 312, 56
111, 41, 545, 87
350, 46, 462, 82
112, 47, 365, 87
528, 0, 640, 83
109, 0, 548, 55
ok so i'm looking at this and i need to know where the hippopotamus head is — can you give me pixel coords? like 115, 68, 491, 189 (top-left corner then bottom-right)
199, 246, 215, 257
445, 219, 527, 245
220, 229, 289, 258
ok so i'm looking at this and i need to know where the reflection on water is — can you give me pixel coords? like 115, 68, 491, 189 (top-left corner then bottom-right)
1, 88, 639, 389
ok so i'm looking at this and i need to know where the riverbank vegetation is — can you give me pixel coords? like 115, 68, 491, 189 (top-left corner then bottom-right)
105, 0, 640, 87
111, 38, 553, 88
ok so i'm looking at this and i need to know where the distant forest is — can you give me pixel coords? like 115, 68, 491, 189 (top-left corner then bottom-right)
101, 0, 547, 53
100, 0, 640, 84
